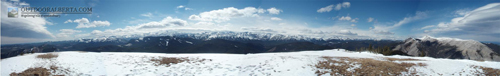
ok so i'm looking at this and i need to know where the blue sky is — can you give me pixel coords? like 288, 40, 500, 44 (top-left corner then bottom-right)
2, 0, 500, 44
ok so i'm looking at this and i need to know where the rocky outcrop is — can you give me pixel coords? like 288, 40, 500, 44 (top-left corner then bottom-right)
393, 36, 500, 61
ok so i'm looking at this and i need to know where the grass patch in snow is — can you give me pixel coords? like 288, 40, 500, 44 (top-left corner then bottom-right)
473, 66, 500, 75
36, 53, 58, 59
9, 66, 64, 76
150, 57, 211, 67
315, 56, 425, 76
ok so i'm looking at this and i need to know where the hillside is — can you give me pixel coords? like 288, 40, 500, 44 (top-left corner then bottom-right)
393, 36, 500, 61
2, 49, 500, 76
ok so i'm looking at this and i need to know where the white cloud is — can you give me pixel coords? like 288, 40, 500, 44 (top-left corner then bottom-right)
351, 24, 356, 26
367, 17, 374, 22
454, 8, 471, 16
177, 5, 185, 8
136, 16, 187, 29
317, 5, 334, 13
270, 17, 282, 21
74, 18, 90, 23
338, 16, 352, 20
393, 11, 427, 27
65, 18, 111, 28
342, 2, 351, 8
372, 11, 427, 32
420, 25, 435, 30
64, 19, 73, 23
338, 30, 358, 36
1, 1, 55, 39
267, 7, 282, 14
334, 4, 342, 10
176, 5, 193, 10
317, 2, 350, 13
88, 16, 188, 37
424, 3, 500, 42
140, 12, 153, 18
257, 9, 266, 13
188, 7, 269, 22
338, 16, 358, 22
184, 8, 193, 10
350, 18, 358, 22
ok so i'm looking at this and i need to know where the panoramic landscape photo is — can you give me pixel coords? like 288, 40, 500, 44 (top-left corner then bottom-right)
1, 0, 500, 75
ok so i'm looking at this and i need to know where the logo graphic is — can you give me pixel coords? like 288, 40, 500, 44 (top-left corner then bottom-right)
8, 7, 18, 18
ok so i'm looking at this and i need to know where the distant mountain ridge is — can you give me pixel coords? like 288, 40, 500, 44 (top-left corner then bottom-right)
2, 32, 500, 62
393, 36, 500, 61
62, 31, 384, 43
1, 31, 398, 59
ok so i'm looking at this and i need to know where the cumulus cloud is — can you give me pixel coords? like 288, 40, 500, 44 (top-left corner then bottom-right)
338, 16, 352, 20
342, 2, 351, 8
317, 5, 334, 13
65, 18, 111, 28
267, 7, 282, 14
424, 3, 500, 41
350, 18, 358, 22
64, 20, 73, 23
367, 17, 374, 22
270, 17, 282, 21
317, 2, 350, 13
338, 16, 358, 22
1, 1, 55, 39
188, 7, 275, 22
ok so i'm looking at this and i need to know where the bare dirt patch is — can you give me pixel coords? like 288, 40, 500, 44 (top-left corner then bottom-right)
150, 57, 211, 67
315, 56, 426, 76
473, 66, 500, 75
36, 53, 59, 59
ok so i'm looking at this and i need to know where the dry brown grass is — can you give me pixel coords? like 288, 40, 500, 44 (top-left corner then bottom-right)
150, 57, 211, 67
9, 67, 65, 76
473, 66, 500, 75
10, 65, 65, 76
36, 53, 58, 59
11, 64, 85, 76
315, 56, 425, 76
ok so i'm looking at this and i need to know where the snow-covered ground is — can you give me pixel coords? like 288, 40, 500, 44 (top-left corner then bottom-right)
2, 49, 500, 76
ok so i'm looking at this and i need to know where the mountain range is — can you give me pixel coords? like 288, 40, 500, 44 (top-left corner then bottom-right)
2, 32, 500, 61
